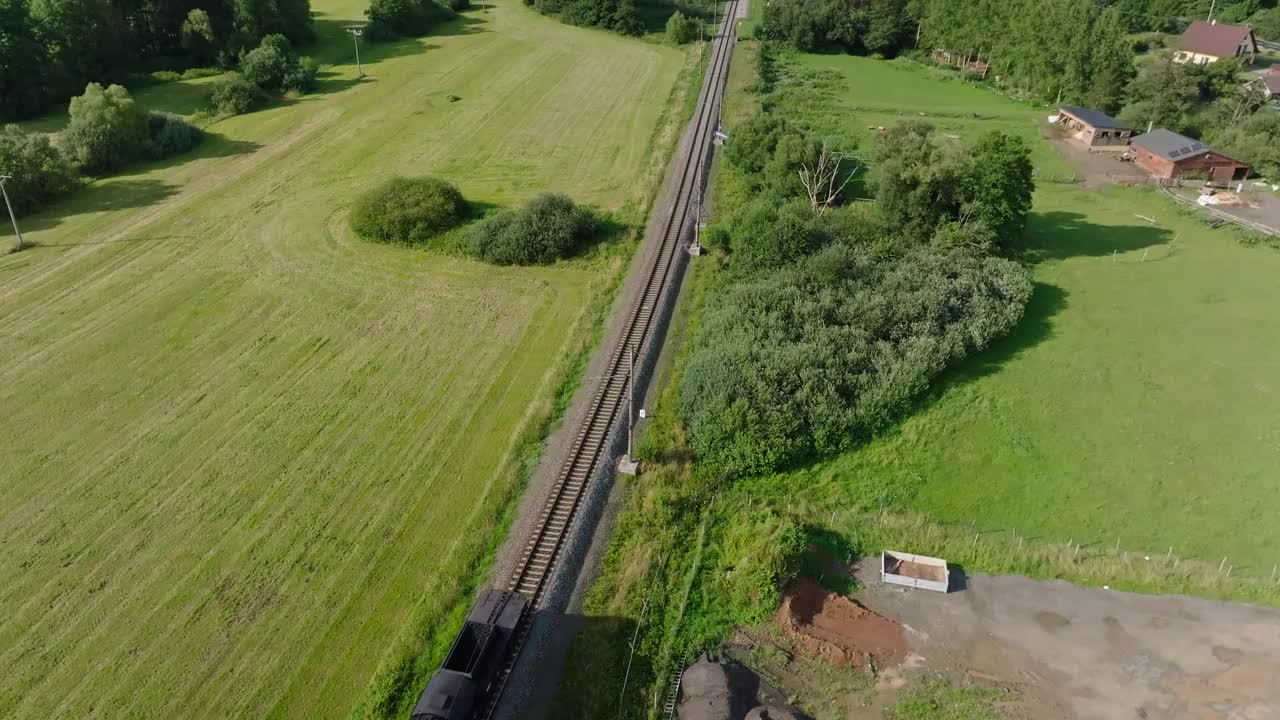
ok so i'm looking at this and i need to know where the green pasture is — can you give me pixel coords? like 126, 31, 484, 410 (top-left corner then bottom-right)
783, 53, 1075, 180
0, 2, 688, 718
773, 182, 1280, 572
764, 51, 1280, 575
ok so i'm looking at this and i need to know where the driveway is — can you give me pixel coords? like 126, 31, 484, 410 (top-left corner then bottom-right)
855, 565, 1280, 720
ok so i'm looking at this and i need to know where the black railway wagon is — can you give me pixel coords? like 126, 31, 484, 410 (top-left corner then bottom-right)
410, 590, 527, 720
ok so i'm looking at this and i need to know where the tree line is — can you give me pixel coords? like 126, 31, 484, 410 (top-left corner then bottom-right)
757, 0, 1280, 176
0, 0, 314, 120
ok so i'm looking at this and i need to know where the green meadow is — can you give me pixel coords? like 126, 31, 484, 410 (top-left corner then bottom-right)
0, 2, 690, 717
769, 53, 1280, 573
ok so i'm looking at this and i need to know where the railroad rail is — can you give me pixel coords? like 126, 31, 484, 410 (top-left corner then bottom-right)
477, 5, 741, 717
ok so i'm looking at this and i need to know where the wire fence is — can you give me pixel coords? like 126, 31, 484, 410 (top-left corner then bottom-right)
1160, 184, 1280, 237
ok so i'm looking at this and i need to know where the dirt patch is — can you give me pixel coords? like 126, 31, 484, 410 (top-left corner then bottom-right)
1035, 611, 1070, 631
778, 579, 907, 668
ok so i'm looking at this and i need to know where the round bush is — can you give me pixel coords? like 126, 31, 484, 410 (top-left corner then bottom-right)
60, 83, 148, 175
350, 176, 468, 244
283, 57, 320, 93
144, 111, 203, 159
665, 10, 697, 44
366, 0, 456, 39
0, 125, 79, 215
241, 34, 293, 90
209, 73, 267, 115
466, 193, 597, 265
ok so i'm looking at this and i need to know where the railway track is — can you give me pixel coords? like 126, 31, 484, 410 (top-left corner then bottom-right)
478, 5, 741, 717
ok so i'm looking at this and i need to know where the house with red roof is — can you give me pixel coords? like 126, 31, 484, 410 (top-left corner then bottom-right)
1174, 20, 1258, 65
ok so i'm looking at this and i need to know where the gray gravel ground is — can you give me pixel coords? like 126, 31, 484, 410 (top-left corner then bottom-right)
855, 563, 1280, 720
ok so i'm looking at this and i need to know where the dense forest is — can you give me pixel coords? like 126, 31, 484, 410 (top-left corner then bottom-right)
0, 0, 314, 120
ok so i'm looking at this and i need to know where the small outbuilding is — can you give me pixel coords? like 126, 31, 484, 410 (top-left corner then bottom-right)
1056, 106, 1132, 149
1174, 20, 1257, 65
1248, 68, 1280, 101
1130, 129, 1249, 185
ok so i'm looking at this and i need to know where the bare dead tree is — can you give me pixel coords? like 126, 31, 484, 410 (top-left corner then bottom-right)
797, 141, 861, 215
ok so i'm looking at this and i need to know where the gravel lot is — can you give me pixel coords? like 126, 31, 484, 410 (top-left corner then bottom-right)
854, 564, 1280, 720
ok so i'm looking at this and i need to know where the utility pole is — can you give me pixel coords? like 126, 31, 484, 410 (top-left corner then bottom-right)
0, 174, 25, 253
1208, 0, 1217, 22
608, 345, 642, 475
346, 28, 364, 78
627, 344, 635, 460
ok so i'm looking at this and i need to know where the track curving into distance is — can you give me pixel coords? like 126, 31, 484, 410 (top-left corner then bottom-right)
479, 5, 740, 716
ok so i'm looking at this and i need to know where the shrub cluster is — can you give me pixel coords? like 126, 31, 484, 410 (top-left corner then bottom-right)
758, 0, 913, 56
723, 113, 822, 200
144, 112, 203, 159
58, 83, 204, 176
466, 193, 598, 265
60, 84, 150, 176
240, 35, 318, 94
871, 121, 1034, 252
209, 73, 268, 115
0, 125, 79, 215
350, 176, 469, 244
536, 0, 644, 36
366, 0, 457, 40
679, 242, 1032, 479
665, 11, 698, 44
679, 115, 1037, 479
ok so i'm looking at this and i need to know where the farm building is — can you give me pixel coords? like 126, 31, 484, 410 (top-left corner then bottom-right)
1056, 106, 1132, 149
1174, 20, 1257, 65
1248, 68, 1280, 101
1130, 129, 1249, 184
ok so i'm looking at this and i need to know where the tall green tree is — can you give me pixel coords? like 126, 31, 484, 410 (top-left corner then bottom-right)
1120, 56, 1200, 134
60, 83, 148, 174
962, 131, 1034, 250
870, 120, 967, 242
32, 0, 133, 97
0, 0, 51, 120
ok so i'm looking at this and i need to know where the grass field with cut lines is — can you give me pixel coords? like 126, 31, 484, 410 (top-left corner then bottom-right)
0, 2, 688, 717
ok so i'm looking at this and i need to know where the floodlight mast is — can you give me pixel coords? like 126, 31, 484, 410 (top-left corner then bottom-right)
0, 174, 24, 253
347, 28, 364, 77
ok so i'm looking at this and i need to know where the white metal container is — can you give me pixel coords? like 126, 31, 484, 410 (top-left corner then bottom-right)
881, 550, 950, 593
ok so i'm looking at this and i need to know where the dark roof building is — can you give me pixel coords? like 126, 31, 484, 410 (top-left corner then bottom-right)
1130, 129, 1249, 184
1256, 68, 1280, 98
1058, 106, 1128, 130
1056, 106, 1132, 148
1175, 20, 1257, 64
1132, 129, 1210, 161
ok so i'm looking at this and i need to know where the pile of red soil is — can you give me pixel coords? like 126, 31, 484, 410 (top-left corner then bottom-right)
777, 579, 907, 668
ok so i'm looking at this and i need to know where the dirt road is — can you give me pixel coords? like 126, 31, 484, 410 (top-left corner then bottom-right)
855, 565, 1280, 719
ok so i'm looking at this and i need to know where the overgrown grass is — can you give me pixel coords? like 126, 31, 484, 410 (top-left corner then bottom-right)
886, 676, 1011, 720
793, 183, 1280, 576
771, 53, 1075, 181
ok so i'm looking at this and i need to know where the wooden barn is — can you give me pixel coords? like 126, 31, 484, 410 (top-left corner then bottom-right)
1130, 129, 1249, 185
1056, 106, 1132, 149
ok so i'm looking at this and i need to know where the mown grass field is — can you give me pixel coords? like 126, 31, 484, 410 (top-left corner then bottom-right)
769, 52, 1280, 574
0, 3, 689, 718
